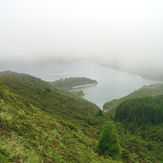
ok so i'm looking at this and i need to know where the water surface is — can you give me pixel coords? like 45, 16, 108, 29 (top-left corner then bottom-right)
0, 60, 156, 108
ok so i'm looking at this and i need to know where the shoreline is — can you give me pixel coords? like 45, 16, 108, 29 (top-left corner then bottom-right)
70, 83, 97, 89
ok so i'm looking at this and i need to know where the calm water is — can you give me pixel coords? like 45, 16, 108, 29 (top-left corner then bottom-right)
0, 60, 156, 108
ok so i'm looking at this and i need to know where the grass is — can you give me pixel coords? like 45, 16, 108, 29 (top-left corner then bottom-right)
118, 123, 163, 163
0, 71, 103, 133
0, 81, 115, 163
0, 71, 162, 163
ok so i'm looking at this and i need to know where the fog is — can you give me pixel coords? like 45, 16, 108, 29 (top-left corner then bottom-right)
0, 0, 163, 79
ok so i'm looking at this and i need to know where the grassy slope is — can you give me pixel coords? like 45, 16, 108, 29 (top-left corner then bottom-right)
0, 81, 116, 163
118, 124, 163, 163
111, 95, 163, 163
0, 71, 162, 162
0, 71, 103, 132
103, 83, 163, 116
103, 83, 163, 162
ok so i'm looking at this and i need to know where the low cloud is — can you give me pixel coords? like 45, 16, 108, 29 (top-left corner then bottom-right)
0, 0, 163, 79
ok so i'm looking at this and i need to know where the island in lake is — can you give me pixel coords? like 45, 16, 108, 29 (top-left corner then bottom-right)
53, 77, 97, 89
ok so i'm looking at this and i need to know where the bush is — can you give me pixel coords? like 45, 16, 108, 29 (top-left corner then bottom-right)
97, 121, 121, 159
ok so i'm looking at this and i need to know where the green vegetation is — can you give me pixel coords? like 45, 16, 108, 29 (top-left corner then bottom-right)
114, 96, 163, 162
115, 96, 163, 125
0, 81, 114, 163
0, 71, 102, 131
103, 83, 163, 162
103, 83, 163, 116
0, 71, 162, 162
119, 125, 163, 163
53, 77, 97, 89
97, 121, 121, 159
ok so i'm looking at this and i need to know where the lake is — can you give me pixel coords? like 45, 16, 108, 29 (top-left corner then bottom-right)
0, 60, 156, 108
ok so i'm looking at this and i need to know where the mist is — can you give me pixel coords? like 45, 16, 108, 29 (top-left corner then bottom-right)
0, 0, 163, 80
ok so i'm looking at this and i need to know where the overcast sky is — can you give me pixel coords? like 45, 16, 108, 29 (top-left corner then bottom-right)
0, 0, 163, 74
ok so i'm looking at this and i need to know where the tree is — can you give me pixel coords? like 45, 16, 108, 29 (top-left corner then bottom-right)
97, 121, 121, 159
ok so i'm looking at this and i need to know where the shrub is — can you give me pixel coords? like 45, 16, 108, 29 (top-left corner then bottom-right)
97, 121, 121, 159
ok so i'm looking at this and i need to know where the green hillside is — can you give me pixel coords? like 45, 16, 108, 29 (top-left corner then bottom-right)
0, 71, 162, 162
115, 96, 163, 125
103, 83, 163, 116
113, 96, 163, 162
0, 71, 102, 132
117, 123, 163, 163
53, 77, 97, 89
102, 83, 163, 162
0, 81, 115, 163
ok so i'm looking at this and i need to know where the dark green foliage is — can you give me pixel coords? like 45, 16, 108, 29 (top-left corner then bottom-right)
104, 83, 163, 116
115, 96, 163, 125
97, 121, 121, 159
103, 84, 163, 162
97, 109, 103, 116
0, 148, 10, 163
103, 85, 163, 162
143, 125, 163, 142
119, 122, 163, 163
53, 77, 97, 89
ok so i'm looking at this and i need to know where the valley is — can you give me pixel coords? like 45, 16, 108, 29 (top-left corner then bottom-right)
1, 1, 162, 162
0, 71, 162, 163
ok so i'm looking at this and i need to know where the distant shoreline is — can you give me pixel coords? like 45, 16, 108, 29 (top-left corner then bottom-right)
70, 83, 97, 89
53, 77, 97, 90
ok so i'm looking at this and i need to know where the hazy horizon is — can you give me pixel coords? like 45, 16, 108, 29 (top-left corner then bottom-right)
0, 0, 163, 79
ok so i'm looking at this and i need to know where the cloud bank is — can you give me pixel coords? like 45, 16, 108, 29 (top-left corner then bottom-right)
0, 0, 163, 78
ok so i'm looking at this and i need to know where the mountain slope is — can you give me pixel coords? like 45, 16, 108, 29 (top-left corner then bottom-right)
115, 96, 163, 125
114, 95, 163, 162
0, 71, 103, 131
1, 71, 162, 162
102, 83, 163, 162
0, 81, 116, 163
103, 83, 163, 116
